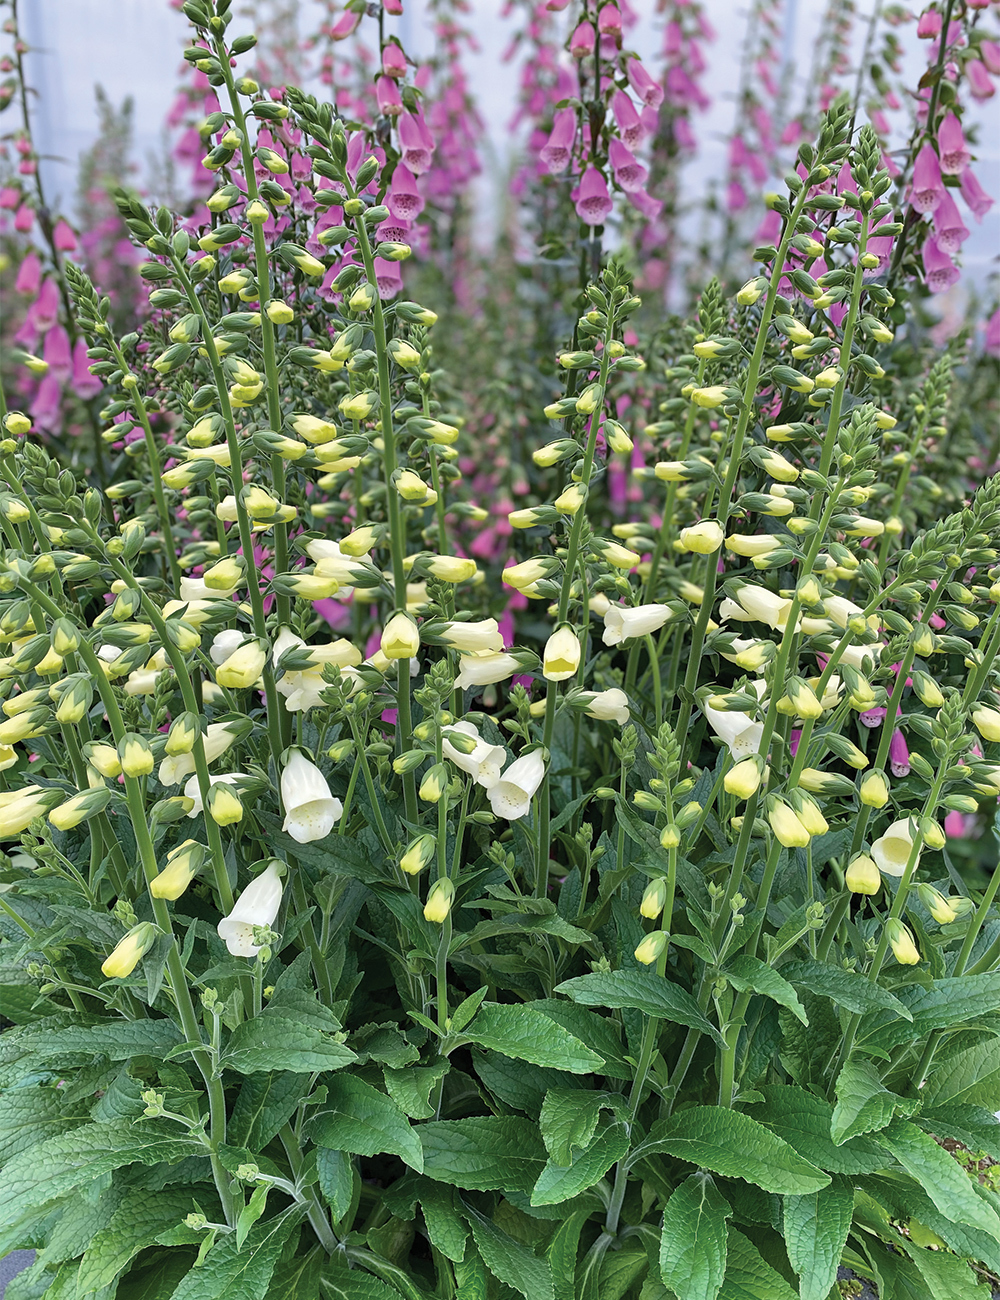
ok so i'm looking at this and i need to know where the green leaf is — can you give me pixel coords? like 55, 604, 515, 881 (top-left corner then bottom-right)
228, 1073, 309, 1150
875, 1119, 1000, 1238
719, 1230, 797, 1300
463, 1003, 605, 1074
316, 1148, 355, 1222
899, 1235, 993, 1299
308, 1075, 423, 1172
6, 1019, 182, 1068
220, 1016, 357, 1075
780, 959, 912, 1020
236, 1181, 271, 1251
856, 973, 1000, 1052
463, 1201, 554, 1300
168, 1208, 302, 1300
922, 1037, 1000, 1109
745, 1085, 886, 1174
266, 1248, 324, 1300
531, 1000, 631, 1080
419, 1117, 547, 1192
383, 1062, 448, 1120
724, 956, 806, 1025
628, 1106, 830, 1195
0, 1084, 86, 1166
77, 1185, 203, 1293
597, 1244, 647, 1300
0, 1121, 203, 1240
112, 1247, 199, 1300
832, 1059, 919, 1145
862, 1173, 1000, 1278
916, 1104, 1000, 1162
454, 1247, 490, 1300
555, 970, 726, 1047
547, 1208, 594, 1300
659, 1172, 730, 1300
539, 1089, 625, 1166
318, 1270, 405, 1300
417, 1180, 468, 1263
530, 1118, 629, 1206
783, 1176, 854, 1300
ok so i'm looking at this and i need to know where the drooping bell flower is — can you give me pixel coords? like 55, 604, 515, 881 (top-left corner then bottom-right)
386, 162, 425, 221
398, 110, 435, 174
281, 750, 342, 843
910, 142, 944, 212
488, 749, 546, 821
72, 337, 102, 398
44, 325, 72, 384
14, 249, 41, 295
612, 89, 645, 149
540, 108, 576, 174
52, 218, 77, 251
376, 75, 403, 116
937, 112, 970, 173
373, 255, 403, 299
329, 10, 361, 40
609, 137, 648, 192
959, 168, 994, 221
575, 166, 613, 225
922, 233, 960, 293
982, 40, 1000, 75
889, 727, 911, 777
916, 9, 942, 38
598, 4, 622, 41
986, 308, 1000, 358
14, 203, 33, 232
630, 189, 663, 220
217, 862, 284, 957
383, 42, 407, 77
569, 20, 595, 59
384, 0, 403, 12
626, 58, 664, 110
967, 59, 995, 101
932, 188, 969, 253
32, 277, 60, 333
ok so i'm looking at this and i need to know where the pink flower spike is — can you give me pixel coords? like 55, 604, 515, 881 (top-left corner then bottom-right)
937, 112, 970, 173
386, 162, 424, 222
382, 43, 406, 78
15, 249, 41, 295
932, 187, 969, 253
53, 218, 77, 251
921, 233, 960, 293
910, 141, 944, 213
609, 137, 648, 193
540, 109, 576, 174
967, 59, 995, 101
626, 58, 664, 110
569, 21, 595, 59
373, 256, 403, 299
959, 167, 994, 221
612, 89, 645, 149
889, 729, 910, 778
598, 4, 622, 40
575, 166, 613, 226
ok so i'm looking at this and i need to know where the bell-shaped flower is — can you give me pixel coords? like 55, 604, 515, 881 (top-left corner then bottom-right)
845, 853, 880, 895
488, 749, 547, 821
608, 138, 648, 193
678, 520, 724, 554
626, 58, 664, 109
886, 918, 920, 966
581, 688, 630, 725
543, 626, 581, 681
218, 862, 284, 957
150, 839, 206, 901
937, 112, 970, 173
768, 799, 810, 848
540, 108, 576, 174
281, 750, 342, 844
455, 652, 521, 690
703, 681, 765, 760
870, 817, 919, 878
602, 602, 672, 646
575, 166, 613, 226
381, 612, 420, 660
215, 638, 267, 690
730, 584, 797, 631
442, 721, 506, 790
160, 720, 242, 786
437, 619, 504, 653
932, 189, 969, 253
910, 142, 944, 213
183, 772, 240, 818
101, 922, 158, 979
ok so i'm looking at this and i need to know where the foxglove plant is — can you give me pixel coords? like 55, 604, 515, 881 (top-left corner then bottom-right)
0, 2, 998, 1299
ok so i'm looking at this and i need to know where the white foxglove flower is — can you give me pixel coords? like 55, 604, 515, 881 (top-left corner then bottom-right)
488, 750, 547, 821
437, 619, 505, 653
210, 629, 246, 665
161, 721, 241, 786
281, 750, 342, 843
183, 772, 240, 818
580, 688, 630, 725
218, 862, 284, 957
180, 575, 239, 602
442, 721, 506, 790
455, 652, 522, 690
602, 603, 673, 646
870, 818, 920, 878
543, 626, 581, 681
273, 628, 362, 712
731, 584, 797, 631
703, 681, 766, 760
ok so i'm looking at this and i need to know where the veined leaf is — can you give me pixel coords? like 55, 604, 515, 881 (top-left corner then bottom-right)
539, 1089, 626, 1167
530, 1118, 629, 1206
463, 1200, 554, 1300
167, 1208, 302, 1300
719, 1229, 798, 1300
419, 1117, 546, 1192
783, 1176, 855, 1300
308, 1075, 423, 1172
659, 1172, 730, 1300
724, 955, 807, 1025
555, 970, 726, 1047
462, 1003, 605, 1074
875, 1120, 1000, 1238
745, 1085, 886, 1174
832, 1059, 919, 1145
77, 1185, 204, 1293
220, 1016, 357, 1075
780, 959, 913, 1020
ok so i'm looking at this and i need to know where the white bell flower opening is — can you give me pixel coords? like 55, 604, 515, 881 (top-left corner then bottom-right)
488, 750, 547, 821
280, 750, 343, 844
442, 721, 507, 790
703, 680, 767, 759
602, 603, 673, 647
218, 862, 284, 957
870, 818, 920, 878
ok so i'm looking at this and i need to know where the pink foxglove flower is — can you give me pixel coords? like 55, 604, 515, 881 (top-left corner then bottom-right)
921, 234, 960, 293
52, 218, 77, 251
540, 109, 576, 174
910, 141, 944, 212
967, 59, 995, 101
383, 43, 406, 77
569, 21, 595, 59
609, 137, 648, 192
14, 249, 41, 295
376, 75, 403, 116
72, 337, 102, 398
982, 40, 1000, 75
44, 325, 72, 383
612, 89, 645, 148
917, 9, 942, 38
373, 256, 403, 300
932, 188, 969, 253
386, 163, 424, 221
937, 112, 970, 173
14, 203, 34, 232
598, 4, 622, 40
384, 0, 403, 12
985, 309, 1000, 357
398, 110, 435, 174
959, 167, 994, 220
329, 10, 361, 40
575, 166, 613, 225
889, 728, 911, 778
32, 278, 61, 333
626, 58, 664, 110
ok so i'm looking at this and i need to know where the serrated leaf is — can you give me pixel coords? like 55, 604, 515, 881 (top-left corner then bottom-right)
724, 956, 807, 1025
783, 1175, 854, 1300
780, 959, 912, 1020
220, 1017, 357, 1075
916, 1104, 1000, 1162
539, 1089, 624, 1166
463, 1201, 554, 1300
719, 1229, 798, 1300
319, 1270, 405, 1299
555, 970, 726, 1047
745, 1085, 886, 1174
899, 1234, 992, 1299
168, 1208, 301, 1300
454, 1246, 490, 1300
316, 1148, 355, 1222
417, 1179, 468, 1263
0, 1084, 86, 1166
659, 1172, 730, 1300
383, 1062, 448, 1120
531, 1118, 629, 1206
106, 1246, 197, 1300
228, 1073, 309, 1150
628, 1106, 830, 1195
531, 1000, 631, 1080
266, 1248, 324, 1300
419, 1117, 546, 1192
77, 1184, 202, 1293
856, 973, 1000, 1052
875, 1119, 1000, 1238
547, 1208, 593, 1300
463, 1003, 605, 1074
308, 1075, 423, 1172
832, 1059, 919, 1145
598, 1244, 647, 1300
7, 1019, 182, 1066
922, 1037, 1000, 1109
